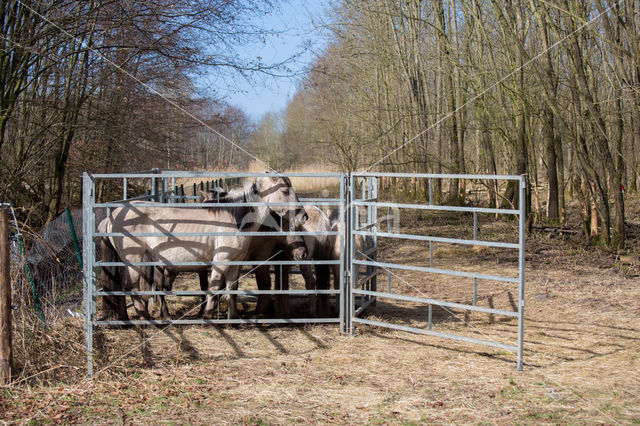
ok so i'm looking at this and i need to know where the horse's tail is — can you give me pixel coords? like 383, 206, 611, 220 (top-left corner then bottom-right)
99, 237, 129, 321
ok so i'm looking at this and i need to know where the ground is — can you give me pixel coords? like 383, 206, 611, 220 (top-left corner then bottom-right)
2, 208, 639, 424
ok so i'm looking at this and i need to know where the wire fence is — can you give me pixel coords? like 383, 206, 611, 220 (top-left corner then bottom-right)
8, 207, 89, 321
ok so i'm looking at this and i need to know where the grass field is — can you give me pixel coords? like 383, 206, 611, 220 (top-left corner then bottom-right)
2, 204, 639, 424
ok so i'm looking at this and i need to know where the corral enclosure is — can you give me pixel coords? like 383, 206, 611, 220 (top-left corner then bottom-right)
82, 170, 526, 379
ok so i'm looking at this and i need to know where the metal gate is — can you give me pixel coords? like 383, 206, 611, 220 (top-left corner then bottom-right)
347, 172, 526, 370
82, 171, 347, 377
83, 171, 525, 375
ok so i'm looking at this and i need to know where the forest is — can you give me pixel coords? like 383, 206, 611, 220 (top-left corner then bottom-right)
1, 0, 639, 249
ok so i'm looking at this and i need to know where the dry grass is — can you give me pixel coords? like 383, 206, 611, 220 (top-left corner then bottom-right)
2, 208, 640, 424
161, 162, 342, 201
248, 161, 342, 195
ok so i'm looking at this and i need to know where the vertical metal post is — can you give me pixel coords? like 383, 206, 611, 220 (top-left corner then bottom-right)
473, 211, 478, 240
429, 178, 434, 267
365, 178, 372, 298
386, 207, 392, 292
152, 175, 158, 202
473, 211, 478, 306
352, 177, 361, 314
82, 173, 95, 378
428, 181, 434, 329
348, 173, 356, 335
161, 177, 167, 203
517, 175, 526, 371
123, 177, 127, 200
339, 175, 346, 333
370, 177, 378, 300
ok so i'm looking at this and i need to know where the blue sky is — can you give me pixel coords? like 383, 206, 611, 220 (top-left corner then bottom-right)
199, 2, 328, 122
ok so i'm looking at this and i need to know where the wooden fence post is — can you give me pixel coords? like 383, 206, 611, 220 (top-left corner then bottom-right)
0, 207, 12, 384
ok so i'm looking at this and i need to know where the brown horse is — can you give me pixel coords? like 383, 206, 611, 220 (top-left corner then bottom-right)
98, 175, 307, 321
251, 205, 344, 318
299, 206, 365, 317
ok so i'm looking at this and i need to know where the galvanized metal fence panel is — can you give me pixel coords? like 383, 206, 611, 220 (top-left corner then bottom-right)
83, 170, 526, 376
348, 172, 526, 370
83, 171, 346, 377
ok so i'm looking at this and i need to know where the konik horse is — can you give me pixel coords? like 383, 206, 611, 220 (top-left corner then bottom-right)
99, 175, 307, 321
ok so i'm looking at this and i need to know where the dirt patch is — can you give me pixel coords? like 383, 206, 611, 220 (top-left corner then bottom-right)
2, 213, 640, 424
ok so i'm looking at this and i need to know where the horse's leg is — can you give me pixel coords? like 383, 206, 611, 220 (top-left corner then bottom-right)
300, 264, 317, 317
253, 264, 272, 317
315, 264, 331, 318
203, 267, 224, 319
154, 267, 165, 319
127, 267, 150, 319
99, 238, 128, 321
274, 264, 291, 318
331, 263, 341, 315
224, 266, 240, 319
197, 270, 208, 317
159, 269, 177, 320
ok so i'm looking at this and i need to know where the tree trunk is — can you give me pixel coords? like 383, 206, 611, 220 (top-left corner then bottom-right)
543, 106, 559, 222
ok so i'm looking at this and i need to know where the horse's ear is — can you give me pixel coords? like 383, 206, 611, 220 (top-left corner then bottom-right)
263, 170, 282, 182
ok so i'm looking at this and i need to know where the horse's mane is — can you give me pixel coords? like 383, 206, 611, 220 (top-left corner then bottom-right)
204, 181, 258, 227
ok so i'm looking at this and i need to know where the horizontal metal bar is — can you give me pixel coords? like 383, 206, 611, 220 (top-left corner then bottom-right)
96, 318, 340, 326
353, 260, 519, 283
95, 289, 340, 296
108, 194, 152, 204
355, 223, 377, 231
352, 172, 522, 181
89, 171, 345, 179
353, 200, 519, 215
354, 296, 376, 316
95, 231, 339, 238
360, 246, 377, 257
353, 230, 519, 249
299, 198, 342, 203
95, 201, 340, 208
354, 197, 378, 203
353, 289, 518, 317
95, 260, 340, 267
356, 270, 379, 287
352, 317, 517, 352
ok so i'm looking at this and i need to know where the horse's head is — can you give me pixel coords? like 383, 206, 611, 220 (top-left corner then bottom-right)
255, 174, 308, 226
289, 239, 308, 261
